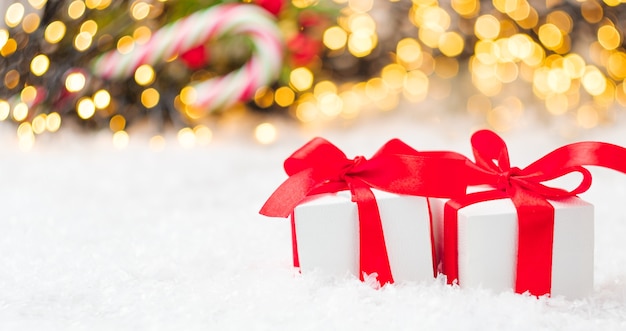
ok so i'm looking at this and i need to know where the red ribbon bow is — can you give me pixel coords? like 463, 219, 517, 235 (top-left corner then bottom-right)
260, 137, 470, 285
443, 130, 626, 296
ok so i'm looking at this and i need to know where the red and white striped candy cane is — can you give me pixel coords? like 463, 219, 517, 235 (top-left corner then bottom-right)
91, 4, 284, 112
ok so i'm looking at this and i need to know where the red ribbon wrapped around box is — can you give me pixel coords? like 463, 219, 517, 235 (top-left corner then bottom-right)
443, 130, 626, 296
260, 137, 470, 285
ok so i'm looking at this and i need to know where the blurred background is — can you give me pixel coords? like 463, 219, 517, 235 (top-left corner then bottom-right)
1, 0, 625, 150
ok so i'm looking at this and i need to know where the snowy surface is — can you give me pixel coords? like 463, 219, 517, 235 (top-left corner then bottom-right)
1, 109, 626, 330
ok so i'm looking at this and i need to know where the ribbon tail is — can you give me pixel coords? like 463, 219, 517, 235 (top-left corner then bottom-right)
511, 187, 554, 296
350, 180, 394, 285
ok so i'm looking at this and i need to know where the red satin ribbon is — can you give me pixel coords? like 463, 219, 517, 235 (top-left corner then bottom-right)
443, 130, 626, 296
260, 137, 470, 285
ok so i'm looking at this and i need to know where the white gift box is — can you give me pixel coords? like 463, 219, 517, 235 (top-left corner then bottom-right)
434, 195, 594, 298
292, 189, 442, 283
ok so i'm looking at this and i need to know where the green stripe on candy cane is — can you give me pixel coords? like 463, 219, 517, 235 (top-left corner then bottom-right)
90, 4, 284, 113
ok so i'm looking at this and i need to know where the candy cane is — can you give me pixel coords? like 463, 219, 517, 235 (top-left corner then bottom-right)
91, 4, 284, 112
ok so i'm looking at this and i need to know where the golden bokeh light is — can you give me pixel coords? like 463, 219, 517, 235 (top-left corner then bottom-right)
45, 21, 66, 44
274, 86, 295, 107
12, 102, 29, 121
77, 97, 96, 119
32, 114, 47, 134
30, 54, 50, 76
74, 31, 93, 51
131, 1, 151, 20
1, 38, 17, 57
109, 114, 126, 132
0, 100, 10, 120
538, 23, 563, 50
46, 112, 61, 132
80, 20, 98, 36
117, 35, 135, 54
135, 64, 155, 86
323, 26, 348, 50
22, 13, 41, 33
68, 0, 86, 19
93, 89, 111, 109
65, 72, 86, 92
290, 67, 314, 91
113, 130, 130, 149
21, 86, 37, 104
141, 88, 160, 108
597, 25, 620, 50
254, 122, 278, 145
439, 31, 464, 57
5, 3, 25, 28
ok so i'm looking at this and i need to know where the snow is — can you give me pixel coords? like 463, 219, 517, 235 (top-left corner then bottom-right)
1, 109, 626, 330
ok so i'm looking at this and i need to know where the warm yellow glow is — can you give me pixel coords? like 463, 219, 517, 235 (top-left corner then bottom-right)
32, 114, 47, 134
275, 86, 296, 107
439, 32, 464, 57
348, 0, 373, 12
74, 31, 93, 51
45, 21, 66, 44
434, 57, 459, 79
475, 15, 501, 40
133, 26, 152, 44
254, 122, 278, 145
581, 0, 603, 23
292, 0, 317, 8
507, 0, 530, 21
117, 35, 135, 54
28, 0, 48, 10
608, 52, 626, 79
381, 63, 406, 90
22, 13, 41, 33
0, 100, 9, 120
396, 38, 422, 64
538, 23, 563, 49
547, 68, 571, 94
546, 10, 572, 33
507, 34, 532, 60
563, 53, 586, 79
80, 20, 98, 36
68, 0, 86, 19
597, 25, 620, 50
17, 122, 35, 151
5, 3, 25, 28
403, 70, 429, 102
466, 94, 491, 115
348, 30, 377, 57
180, 86, 197, 105
318, 92, 342, 117
582, 66, 607, 96
113, 131, 130, 149
1, 38, 17, 57
323, 26, 348, 50
131, 1, 151, 20
46, 112, 61, 132
13, 102, 28, 121
30, 54, 50, 76
141, 88, 160, 108
77, 97, 96, 119
21, 86, 37, 104
0, 29, 8, 49
452, 0, 479, 17
177, 127, 195, 148
109, 114, 126, 132
85, 0, 102, 9
93, 90, 111, 109
194, 125, 212, 146
295, 100, 318, 122
65, 72, 86, 92
134, 64, 155, 86
290, 67, 314, 91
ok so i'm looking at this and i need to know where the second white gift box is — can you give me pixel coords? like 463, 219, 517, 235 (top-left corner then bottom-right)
434, 194, 593, 298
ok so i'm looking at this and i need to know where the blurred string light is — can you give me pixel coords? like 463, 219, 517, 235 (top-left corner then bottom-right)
2, 0, 626, 150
